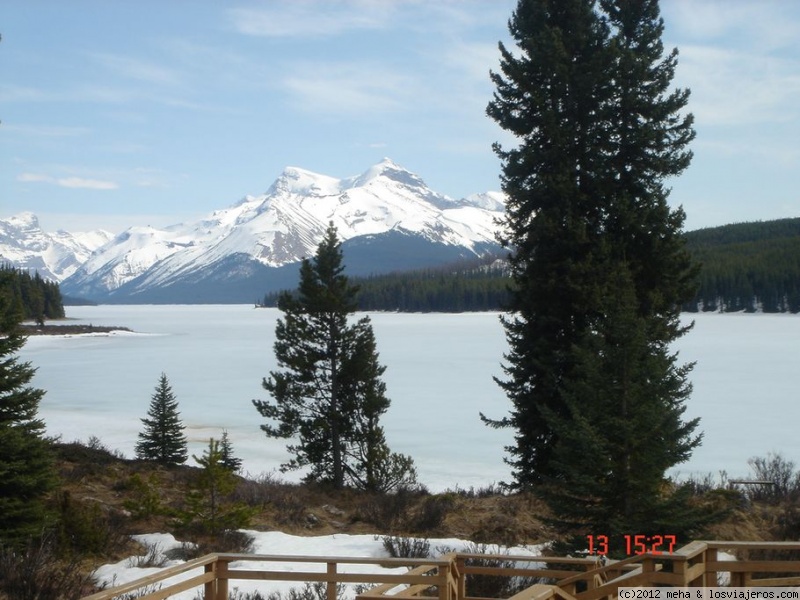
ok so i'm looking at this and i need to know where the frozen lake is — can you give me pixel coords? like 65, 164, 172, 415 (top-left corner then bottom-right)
19, 305, 800, 490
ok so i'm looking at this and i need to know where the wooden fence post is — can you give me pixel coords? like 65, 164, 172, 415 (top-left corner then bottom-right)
217, 557, 229, 600
456, 556, 466, 600
438, 561, 450, 600
204, 560, 216, 600
705, 548, 718, 587
327, 562, 337, 600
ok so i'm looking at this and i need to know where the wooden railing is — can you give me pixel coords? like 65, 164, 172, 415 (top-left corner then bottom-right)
81, 541, 800, 600
82, 553, 459, 600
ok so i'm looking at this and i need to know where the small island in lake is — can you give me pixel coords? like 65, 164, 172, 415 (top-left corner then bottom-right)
21, 323, 133, 336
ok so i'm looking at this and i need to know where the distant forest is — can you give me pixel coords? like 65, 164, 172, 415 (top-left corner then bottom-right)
261, 255, 510, 312
261, 218, 800, 314
0, 264, 65, 324
683, 217, 800, 313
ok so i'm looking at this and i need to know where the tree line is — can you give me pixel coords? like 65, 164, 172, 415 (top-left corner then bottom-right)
0, 264, 65, 324
682, 218, 800, 313
260, 255, 510, 313
260, 217, 800, 314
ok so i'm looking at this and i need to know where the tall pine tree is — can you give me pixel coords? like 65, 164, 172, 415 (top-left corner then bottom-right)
254, 223, 415, 491
135, 373, 188, 466
0, 270, 56, 547
482, 0, 616, 487
485, 0, 702, 551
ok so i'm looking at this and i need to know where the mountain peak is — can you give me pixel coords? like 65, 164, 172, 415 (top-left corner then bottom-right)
6, 211, 40, 231
270, 165, 342, 197
0, 213, 112, 283
349, 158, 426, 190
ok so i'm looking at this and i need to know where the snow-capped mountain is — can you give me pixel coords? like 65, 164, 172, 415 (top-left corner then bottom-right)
46, 159, 504, 303
0, 212, 113, 283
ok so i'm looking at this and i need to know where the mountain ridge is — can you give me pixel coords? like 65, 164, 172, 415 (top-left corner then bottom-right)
1, 160, 505, 304
0, 212, 113, 283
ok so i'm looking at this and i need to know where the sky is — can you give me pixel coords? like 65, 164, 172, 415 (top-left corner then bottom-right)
2, 1, 800, 235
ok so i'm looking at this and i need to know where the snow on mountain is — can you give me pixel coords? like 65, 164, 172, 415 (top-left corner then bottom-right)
463, 191, 506, 212
58, 159, 505, 303
0, 212, 113, 282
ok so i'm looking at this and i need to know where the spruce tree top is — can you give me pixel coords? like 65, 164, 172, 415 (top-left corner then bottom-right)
135, 373, 188, 466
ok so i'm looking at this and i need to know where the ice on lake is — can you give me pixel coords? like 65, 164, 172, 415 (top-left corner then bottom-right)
20, 305, 800, 490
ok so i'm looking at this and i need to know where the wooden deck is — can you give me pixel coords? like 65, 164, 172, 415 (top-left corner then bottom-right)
81, 541, 800, 600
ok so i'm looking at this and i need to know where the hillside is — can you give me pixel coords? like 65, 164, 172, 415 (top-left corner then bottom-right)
258, 218, 800, 313
0, 264, 65, 324
683, 218, 800, 312
3, 438, 795, 598
52, 440, 786, 549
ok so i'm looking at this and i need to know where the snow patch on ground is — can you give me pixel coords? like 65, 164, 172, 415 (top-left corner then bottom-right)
92, 531, 544, 599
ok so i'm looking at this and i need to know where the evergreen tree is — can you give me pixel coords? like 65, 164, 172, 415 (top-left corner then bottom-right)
485, 0, 702, 550
219, 429, 242, 473
253, 223, 416, 491
542, 265, 701, 552
0, 271, 56, 547
483, 0, 615, 487
0, 265, 66, 323
342, 320, 417, 492
135, 373, 188, 466
182, 438, 252, 535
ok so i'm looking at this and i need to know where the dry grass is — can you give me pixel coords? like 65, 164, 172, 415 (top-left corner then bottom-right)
58, 441, 795, 548
54, 441, 552, 545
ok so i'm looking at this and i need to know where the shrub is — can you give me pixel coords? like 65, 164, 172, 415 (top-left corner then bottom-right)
355, 486, 419, 529
53, 491, 129, 557
123, 473, 164, 519
168, 530, 254, 561
437, 542, 543, 598
747, 453, 800, 504
381, 535, 430, 559
446, 483, 504, 498
0, 534, 96, 600
412, 495, 455, 532
127, 541, 168, 568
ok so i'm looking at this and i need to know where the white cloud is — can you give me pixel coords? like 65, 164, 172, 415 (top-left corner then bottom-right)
666, 0, 800, 51
57, 177, 119, 190
89, 53, 182, 86
677, 45, 800, 127
17, 173, 54, 183
227, 1, 395, 38
695, 138, 800, 168
4, 124, 91, 137
442, 41, 500, 83
662, 0, 800, 129
282, 62, 416, 114
0, 84, 49, 102
17, 172, 118, 190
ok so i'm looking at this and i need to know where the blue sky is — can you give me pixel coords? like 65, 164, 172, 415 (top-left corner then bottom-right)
3, 1, 799, 234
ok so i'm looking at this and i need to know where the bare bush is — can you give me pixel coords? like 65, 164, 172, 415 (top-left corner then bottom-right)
381, 535, 431, 558
356, 487, 418, 529
0, 534, 96, 600
437, 542, 543, 598
412, 495, 454, 532
127, 541, 168, 568
747, 453, 800, 504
